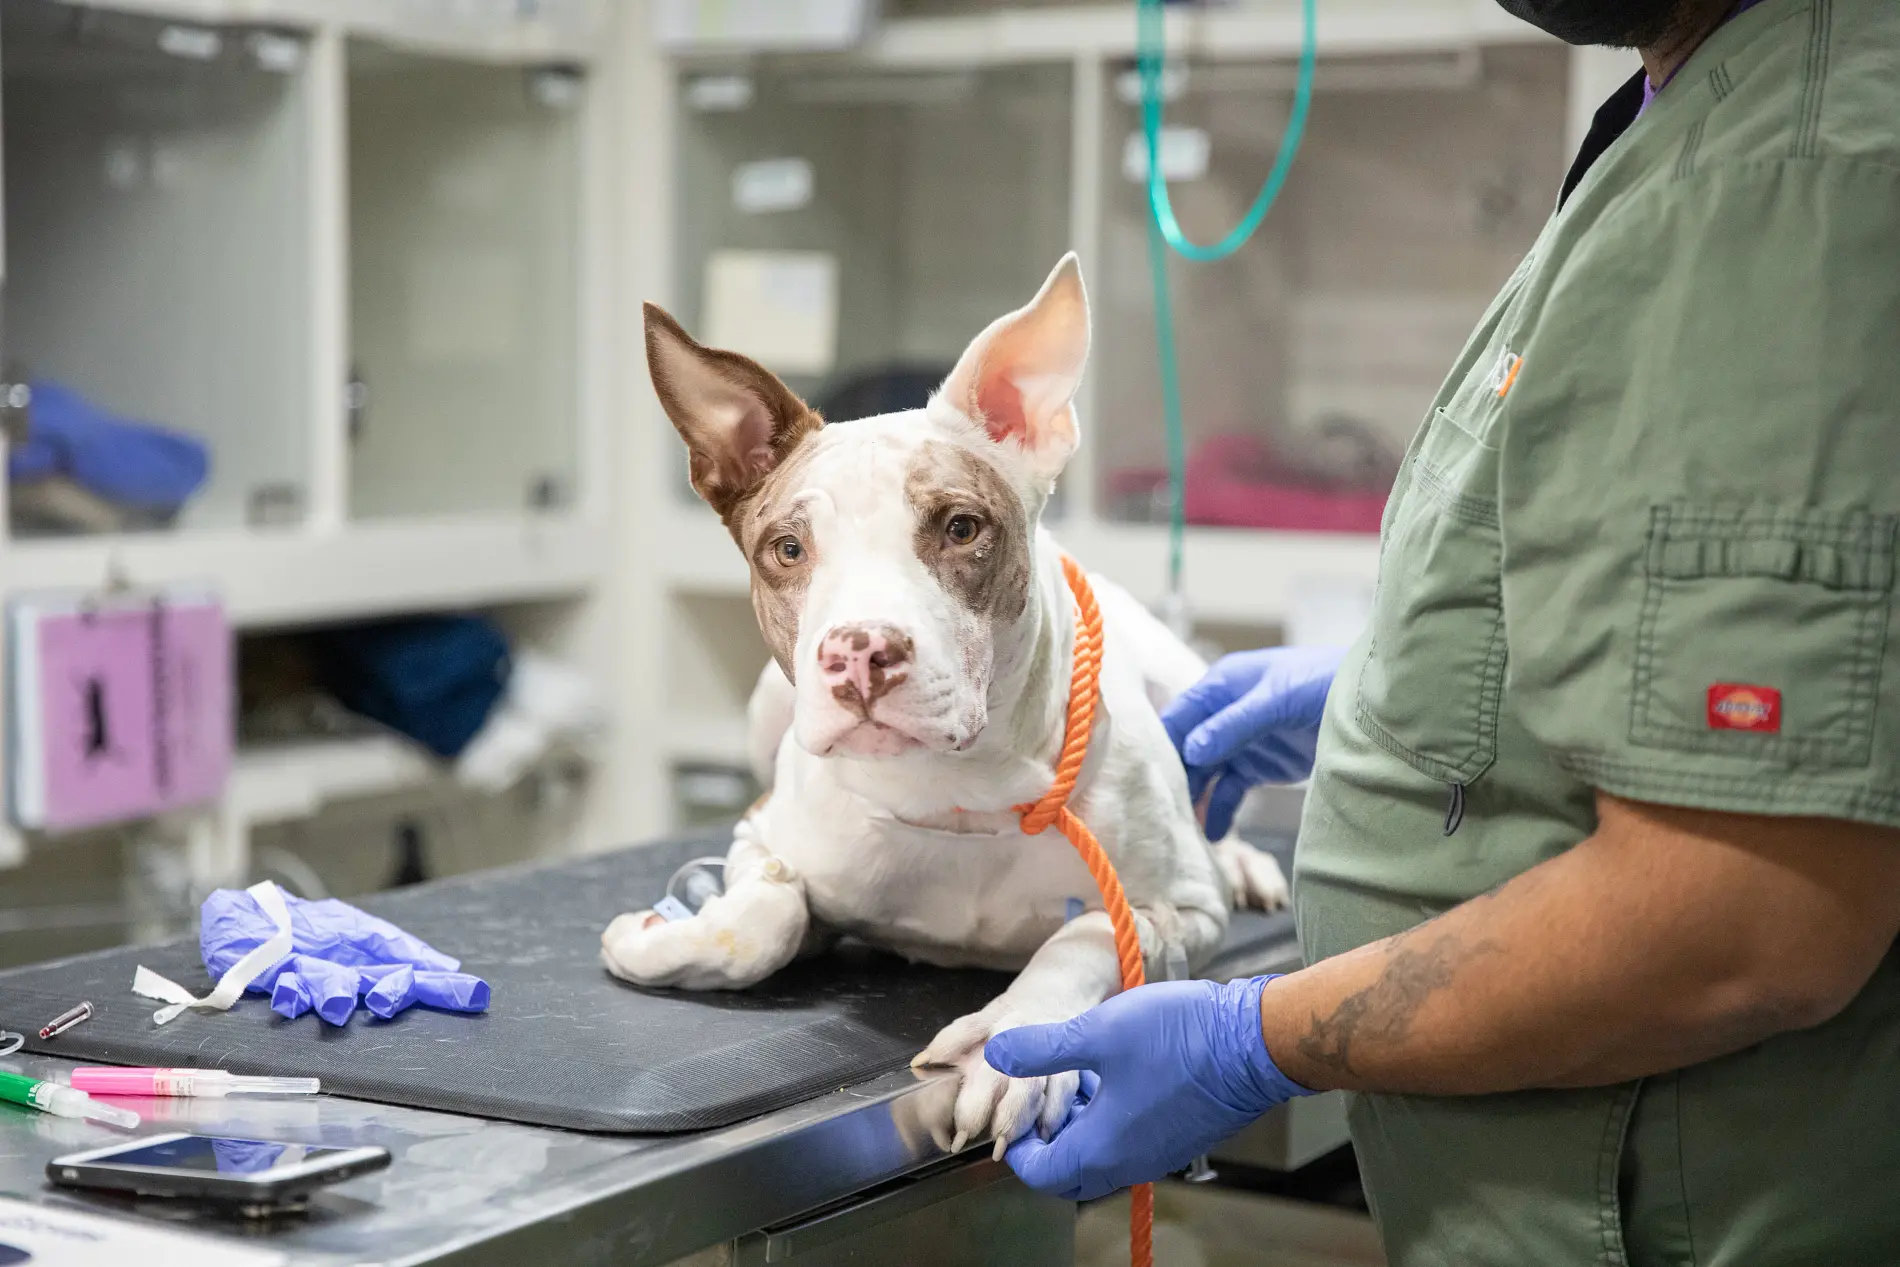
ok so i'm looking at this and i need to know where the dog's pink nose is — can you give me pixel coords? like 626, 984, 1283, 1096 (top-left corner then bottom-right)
818, 623, 912, 717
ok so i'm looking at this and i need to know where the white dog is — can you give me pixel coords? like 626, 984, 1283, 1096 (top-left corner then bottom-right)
604, 255, 1287, 1157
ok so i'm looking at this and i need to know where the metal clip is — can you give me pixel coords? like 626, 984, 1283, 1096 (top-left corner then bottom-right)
0, 367, 31, 446
344, 365, 369, 442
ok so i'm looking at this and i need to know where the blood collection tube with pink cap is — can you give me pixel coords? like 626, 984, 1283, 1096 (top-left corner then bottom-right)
71, 1067, 320, 1098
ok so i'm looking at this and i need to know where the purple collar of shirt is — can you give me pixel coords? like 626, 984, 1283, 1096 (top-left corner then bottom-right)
1638, 0, 1770, 115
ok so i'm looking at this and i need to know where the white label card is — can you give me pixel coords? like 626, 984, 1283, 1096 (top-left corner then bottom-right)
703, 250, 839, 376
732, 158, 814, 214
1121, 126, 1211, 184
653, 0, 872, 51
0, 1197, 286, 1267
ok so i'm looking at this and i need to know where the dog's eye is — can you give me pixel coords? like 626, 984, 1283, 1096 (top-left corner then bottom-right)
945, 514, 982, 545
773, 537, 804, 566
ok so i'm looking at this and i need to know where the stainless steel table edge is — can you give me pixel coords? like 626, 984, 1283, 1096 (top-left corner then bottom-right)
387, 1068, 964, 1267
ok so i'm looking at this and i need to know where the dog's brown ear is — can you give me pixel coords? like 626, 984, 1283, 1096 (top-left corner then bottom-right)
939, 253, 1089, 482
644, 303, 822, 519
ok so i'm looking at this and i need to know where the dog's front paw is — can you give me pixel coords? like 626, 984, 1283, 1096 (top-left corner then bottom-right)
599, 907, 775, 990
1213, 839, 1290, 911
908, 1009, 1081, 1159
599, 909, 689, 986
600, 859, 810, 991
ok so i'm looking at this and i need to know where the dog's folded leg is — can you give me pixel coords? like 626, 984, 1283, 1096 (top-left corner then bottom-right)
600, 822, 808, 991
911, 911, 1127, 1158
910, 896, 1230, 1158
1211, 838, 1291, 911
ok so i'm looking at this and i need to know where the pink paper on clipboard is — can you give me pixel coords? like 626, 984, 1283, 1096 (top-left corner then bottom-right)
33, 607, 160, 830
157, 600, 235, 810
11, 591, 232, 831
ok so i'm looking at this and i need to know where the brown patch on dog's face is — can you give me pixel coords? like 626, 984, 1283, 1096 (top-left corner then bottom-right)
904, 440, 1031, 624
732, 441, 822, 682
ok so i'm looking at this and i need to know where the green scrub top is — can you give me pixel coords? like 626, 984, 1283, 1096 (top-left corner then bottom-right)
1294, 2, 1900, 1263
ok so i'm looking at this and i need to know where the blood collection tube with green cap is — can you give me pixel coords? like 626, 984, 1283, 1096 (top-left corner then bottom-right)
0, 1068, 140, 1129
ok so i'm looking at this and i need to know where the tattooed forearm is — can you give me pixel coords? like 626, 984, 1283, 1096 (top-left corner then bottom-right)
1295, 926, 1503, 1077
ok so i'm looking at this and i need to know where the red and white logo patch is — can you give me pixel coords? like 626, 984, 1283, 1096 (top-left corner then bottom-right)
1706, 684, 1781, 733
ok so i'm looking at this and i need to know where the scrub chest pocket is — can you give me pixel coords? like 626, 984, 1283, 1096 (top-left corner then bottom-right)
1356, 408, 1507, 789
1633, 503, 1896, 767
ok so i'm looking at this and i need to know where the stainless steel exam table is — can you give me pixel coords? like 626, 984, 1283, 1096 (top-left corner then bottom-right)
0, 820, 1341, 1266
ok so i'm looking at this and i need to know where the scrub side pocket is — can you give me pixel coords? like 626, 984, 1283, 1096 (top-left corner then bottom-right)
1356, 409, 1507, 787
1631, 504, 1896, 767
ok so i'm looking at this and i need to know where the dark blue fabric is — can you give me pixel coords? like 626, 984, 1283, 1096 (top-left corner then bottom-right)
313, 616, 510, 758
815, 364, 950, 421
8, 379, 209, 509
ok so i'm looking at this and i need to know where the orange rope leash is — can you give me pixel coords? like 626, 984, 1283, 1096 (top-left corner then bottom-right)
1014, 554, 1153, 1267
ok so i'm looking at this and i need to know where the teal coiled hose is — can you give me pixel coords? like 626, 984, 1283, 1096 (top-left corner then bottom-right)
1135, 0, 1318, 624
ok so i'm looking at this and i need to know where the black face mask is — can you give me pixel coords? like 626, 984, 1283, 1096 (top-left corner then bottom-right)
1492, 0, 1683, 45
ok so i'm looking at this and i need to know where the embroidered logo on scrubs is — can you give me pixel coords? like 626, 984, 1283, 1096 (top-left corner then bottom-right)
1488, 350, 1524, 399
1707, 683, 1781, 732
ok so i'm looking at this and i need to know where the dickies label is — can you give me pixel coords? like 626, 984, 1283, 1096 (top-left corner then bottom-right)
1707, 684, 1781, 733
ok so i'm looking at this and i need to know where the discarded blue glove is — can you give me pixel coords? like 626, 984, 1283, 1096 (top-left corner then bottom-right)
1161, 646, 1345, 839
985, 977, 1311, 1202
201, 885, 490, 1027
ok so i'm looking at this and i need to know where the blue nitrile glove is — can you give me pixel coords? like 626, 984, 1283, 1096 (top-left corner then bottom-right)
270, 959, 492, 1024
363, 964, 491, 1019
984, 977, 1312, 1202
201, 885, 490, 1027
1162, 646, 1346, 839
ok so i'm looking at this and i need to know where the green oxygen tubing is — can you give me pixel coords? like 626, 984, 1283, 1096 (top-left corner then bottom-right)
1136, 0, 1317, 632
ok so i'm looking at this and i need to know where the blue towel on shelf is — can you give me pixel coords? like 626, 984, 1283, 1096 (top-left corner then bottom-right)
8, 379, 209, 510
314, 615, 512, 759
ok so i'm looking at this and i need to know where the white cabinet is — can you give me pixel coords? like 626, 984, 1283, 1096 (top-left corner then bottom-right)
0, 0, 625, 897
348, 41, 585, 519
2, 0, 317, 531
0, 0, 611, 586
672, 60, 1071, 438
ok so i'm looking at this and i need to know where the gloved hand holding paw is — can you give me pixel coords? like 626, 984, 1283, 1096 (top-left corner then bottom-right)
984, 976, 1311, 1201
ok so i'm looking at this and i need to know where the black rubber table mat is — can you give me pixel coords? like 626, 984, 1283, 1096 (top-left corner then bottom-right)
0, 831, 1297, 1134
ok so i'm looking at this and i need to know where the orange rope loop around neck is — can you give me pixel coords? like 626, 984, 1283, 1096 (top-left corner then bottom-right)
1013, 554, 1153, 1267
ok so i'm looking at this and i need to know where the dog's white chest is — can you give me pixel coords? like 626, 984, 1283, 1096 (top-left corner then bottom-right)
775, 806, 1102, 969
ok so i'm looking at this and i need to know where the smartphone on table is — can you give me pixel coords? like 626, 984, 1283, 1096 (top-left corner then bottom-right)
48, 1133, 390, 1212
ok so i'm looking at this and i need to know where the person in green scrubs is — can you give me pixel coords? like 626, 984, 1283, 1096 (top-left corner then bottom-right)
985, 1, 1900, 1262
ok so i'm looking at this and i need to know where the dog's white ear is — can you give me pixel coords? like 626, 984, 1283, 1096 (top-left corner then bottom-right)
645, 303, 823, 519
940, 253, 1090, 480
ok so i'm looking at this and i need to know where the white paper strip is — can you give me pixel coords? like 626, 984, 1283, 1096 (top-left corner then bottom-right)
732, 158, 813, 214
0, 1196, 286, 1267
1121, 126, 1211, 184
133, 880, 295, 1026
703, 250, 838, 375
